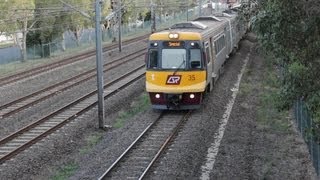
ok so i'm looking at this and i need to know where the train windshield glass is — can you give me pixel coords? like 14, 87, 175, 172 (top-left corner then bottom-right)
190, 49, 202, 68
161, 49, 186, 69
148, 49, 158, 69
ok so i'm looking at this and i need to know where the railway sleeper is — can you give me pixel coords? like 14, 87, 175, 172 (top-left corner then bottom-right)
10, 139, 29, 143
27, 129, 45, 134
41, 121, 63, 125
33, 126, 52, 131
0, 146, 17, 151
3, 142, 22, 147
21, 133, 39, 137
112, 166, 146, 174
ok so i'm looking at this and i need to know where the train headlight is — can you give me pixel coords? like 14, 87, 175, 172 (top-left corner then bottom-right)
155, 94, 161, 99
169, 33, 179, 39
190, 94, 195, 99
190, 42, 199, 48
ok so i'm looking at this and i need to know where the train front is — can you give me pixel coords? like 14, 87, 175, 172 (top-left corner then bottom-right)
145, 31, 207, 110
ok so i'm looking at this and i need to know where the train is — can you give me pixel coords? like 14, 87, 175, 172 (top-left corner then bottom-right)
145, 9, 247, 110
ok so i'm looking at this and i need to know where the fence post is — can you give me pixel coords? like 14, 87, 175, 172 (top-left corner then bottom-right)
295, 101, 298, 124
299, 99, 303, 134
33, 45, 35, 60
49, 42, 51, 57
318, 140, 320, 175
42, 44, 44, 58
309, 115, 314, 169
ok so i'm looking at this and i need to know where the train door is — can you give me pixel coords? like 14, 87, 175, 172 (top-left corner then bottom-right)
204, 41, 213, 92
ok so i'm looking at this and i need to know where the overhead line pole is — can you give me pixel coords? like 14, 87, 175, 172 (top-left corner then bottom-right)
150, 1, 156, 33
118, 0, 122, 52
58, 0, 106, 128
199, 0, 202, 16
95, 0, 105, 128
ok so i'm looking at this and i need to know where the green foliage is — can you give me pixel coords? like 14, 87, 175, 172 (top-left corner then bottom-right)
257, 60, 290, 133
253, 0, 320, 135
79, 132, 103, 154
51, 162, 78, 180
0, 0, 35, 34
113, 93, 150, 128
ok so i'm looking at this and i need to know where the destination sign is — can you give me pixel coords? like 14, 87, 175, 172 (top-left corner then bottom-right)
163, 41, 184, 47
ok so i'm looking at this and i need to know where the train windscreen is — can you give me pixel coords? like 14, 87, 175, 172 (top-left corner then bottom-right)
190, 49, 202, 68
161, 49, 186, 69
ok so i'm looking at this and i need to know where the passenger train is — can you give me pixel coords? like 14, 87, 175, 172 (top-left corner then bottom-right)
145, 10, 247, 110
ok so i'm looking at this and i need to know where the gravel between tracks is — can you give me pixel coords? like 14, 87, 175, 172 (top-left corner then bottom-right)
0, 34, 317, 179
0, 40, 146, 138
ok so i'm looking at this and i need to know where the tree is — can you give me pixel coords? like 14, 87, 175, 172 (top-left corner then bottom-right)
60, 0, 93, 47
253, 0, 320, 135
0, 0, 35, 62
30, 0, 65, 57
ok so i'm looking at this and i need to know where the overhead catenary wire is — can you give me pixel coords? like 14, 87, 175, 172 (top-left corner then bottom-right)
0, 1, 200, 35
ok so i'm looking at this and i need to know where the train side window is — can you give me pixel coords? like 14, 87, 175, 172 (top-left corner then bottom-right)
148, 49, 158, 69
205, 46, 211, 64
222, 35, 225, 48
190, 49, 201, 69
210, 37, 215, 58
214, 35, 226, 55
205, 42, 211, 63
214, 41, 218, 54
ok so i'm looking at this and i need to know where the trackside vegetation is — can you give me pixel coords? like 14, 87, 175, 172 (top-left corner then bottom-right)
113, 93, 150, 128
249, 0, 320, 138
51, 162, 78, 180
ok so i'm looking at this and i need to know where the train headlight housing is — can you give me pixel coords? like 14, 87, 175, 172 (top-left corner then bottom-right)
169, 33, 179, 39
190, 94, 195, 99
190, 42, 199, 48
155, 94, 161, 99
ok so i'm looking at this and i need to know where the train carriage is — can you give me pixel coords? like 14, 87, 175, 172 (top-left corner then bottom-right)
145, 12, 246, 110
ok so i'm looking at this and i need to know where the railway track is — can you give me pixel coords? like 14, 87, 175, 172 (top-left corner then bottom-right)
98, 110, 192, 180
0, 65, 146, 164
0, 34, 149, 87
0, 49, 146, 119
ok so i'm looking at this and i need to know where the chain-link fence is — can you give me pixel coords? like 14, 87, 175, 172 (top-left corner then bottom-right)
0, 8, 201, 66
0, 4, 230, 76
294, 99, 320, 175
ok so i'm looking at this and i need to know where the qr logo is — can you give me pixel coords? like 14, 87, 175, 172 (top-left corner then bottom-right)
166, 75, 181, 85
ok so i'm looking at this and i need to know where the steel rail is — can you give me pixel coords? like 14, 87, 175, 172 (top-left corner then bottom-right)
0, 65, 145, 164
0, 34, 149, 87
98, 111, 192, 180
139, 110, 192, 179
0, 49, 146, 118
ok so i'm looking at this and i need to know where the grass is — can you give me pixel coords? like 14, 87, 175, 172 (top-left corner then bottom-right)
256, 55, 291, 132
239, 81, 254, 96
238, 51, 290, 132
0, 58, 54, 77
79, 132, 103, 154
113, 93, 150, 128
0, 41, 14, 48
50, 133, 103, 179
51, 162, 78, 180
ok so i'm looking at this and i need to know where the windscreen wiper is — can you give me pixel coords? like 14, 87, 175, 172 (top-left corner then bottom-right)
173, 55, 186, 75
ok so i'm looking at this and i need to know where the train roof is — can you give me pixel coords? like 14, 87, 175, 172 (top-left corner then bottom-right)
149, 14, 238, 41
149, 31, 202, 41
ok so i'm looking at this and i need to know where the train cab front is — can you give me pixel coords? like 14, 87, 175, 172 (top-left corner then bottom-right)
148, 92, 203, 110
145, 33, 207, 110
